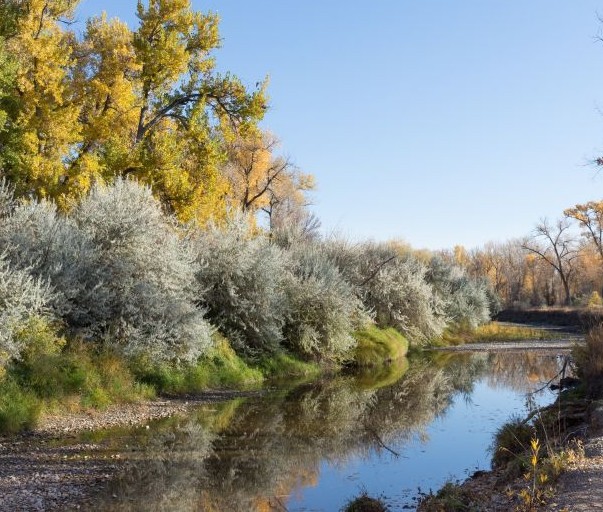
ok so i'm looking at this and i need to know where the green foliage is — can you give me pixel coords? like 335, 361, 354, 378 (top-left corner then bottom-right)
0, 376, 41, 433
352, 326, 409, 367
134, 334, 264, 394
14, 340, 154, 409
254, 351, 321, 380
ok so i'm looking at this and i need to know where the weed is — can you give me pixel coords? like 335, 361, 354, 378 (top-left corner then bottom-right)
418, 481, 478, 511
491, 416, 534, 471
341, 490, 388, 512
0, 377, 41, 433
573, 324, 603, 398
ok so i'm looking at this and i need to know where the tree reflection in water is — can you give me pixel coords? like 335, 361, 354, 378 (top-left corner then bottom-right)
95, 351, 565, 511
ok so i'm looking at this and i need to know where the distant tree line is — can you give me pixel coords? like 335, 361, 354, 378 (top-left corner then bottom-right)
447, 201, 603, 309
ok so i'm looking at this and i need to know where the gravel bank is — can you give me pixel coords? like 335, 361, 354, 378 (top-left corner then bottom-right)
434, 339, 581, 352
0, 391, 260, 511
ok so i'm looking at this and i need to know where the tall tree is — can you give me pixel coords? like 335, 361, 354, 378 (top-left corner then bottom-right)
564, 201, 603, 262
124, 0, 266, 221
522, 218, 579, 305
1, 0, 81, 202
223, 129, 315, 226
1, 0, 269, 223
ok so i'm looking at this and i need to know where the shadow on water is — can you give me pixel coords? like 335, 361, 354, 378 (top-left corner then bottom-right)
91, 351, 567, 511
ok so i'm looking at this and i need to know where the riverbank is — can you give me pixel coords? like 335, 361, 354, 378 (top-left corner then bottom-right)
0, 391, 258, 511
420, 316, 603, 512
418, 399, 603, 512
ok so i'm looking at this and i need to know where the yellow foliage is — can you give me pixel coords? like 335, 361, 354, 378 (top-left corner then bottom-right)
1, 0, 269, 224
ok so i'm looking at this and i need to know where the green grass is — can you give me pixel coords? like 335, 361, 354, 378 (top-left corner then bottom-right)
440, 321, 559, 345
254, 351, 321, 380
352, 326, 409, 367
134, 334, 264, 394
3, 321, 402, 434
0, 376, 41, 433
0, 319, 157, 433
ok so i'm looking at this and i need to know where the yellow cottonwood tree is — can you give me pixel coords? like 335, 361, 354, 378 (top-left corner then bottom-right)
223, 129, 315, 229
68, 13, 140, 199
564, 201, 603, 262
2, 0, 81, 201
1, 0, 267, 223
125, 0, 266, 222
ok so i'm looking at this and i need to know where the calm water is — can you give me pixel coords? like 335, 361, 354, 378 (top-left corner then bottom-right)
93, 350, 569, 511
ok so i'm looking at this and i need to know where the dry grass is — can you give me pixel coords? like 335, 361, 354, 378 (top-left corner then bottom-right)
574, 324, 603, 398
441, 322, 559, 345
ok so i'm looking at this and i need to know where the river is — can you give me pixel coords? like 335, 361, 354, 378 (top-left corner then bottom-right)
90, 350, 569, 511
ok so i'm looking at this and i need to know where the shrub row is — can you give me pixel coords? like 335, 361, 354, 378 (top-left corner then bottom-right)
0, 179, 493, 371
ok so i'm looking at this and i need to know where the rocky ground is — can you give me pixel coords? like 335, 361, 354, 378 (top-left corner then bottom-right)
545, 404, 603, 512
0, 391, 258, 511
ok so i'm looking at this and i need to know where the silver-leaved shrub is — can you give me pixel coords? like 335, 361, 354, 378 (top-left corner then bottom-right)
0, 179, 212, 363
0, 255, 51, 367
322, 240, 448, 343
427, 256, 491, 330
192, 214, 288, 355
72, 179, 213, 362
282, 240, 368, 360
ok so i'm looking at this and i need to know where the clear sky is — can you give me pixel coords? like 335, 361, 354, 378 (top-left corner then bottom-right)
75, 1, 603, 250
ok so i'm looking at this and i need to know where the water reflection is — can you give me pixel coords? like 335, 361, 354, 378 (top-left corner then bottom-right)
94, 351, 565, 511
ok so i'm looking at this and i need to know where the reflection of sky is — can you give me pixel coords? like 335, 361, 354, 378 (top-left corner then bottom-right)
288, 374, 557, 511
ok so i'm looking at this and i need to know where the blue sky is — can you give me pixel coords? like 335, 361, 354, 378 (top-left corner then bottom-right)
75, 1, 603, 250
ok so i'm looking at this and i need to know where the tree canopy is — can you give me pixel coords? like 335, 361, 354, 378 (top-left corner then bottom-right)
0, 0, 305, 225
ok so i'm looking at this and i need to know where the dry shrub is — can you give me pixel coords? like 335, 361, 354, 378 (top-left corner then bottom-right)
574, 324, 603, 398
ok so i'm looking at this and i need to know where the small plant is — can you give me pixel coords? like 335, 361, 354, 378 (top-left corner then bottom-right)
341, 490, 388, 512
417, 481, 477, 511
574, 324, 603, 398
516, 438, 545, 510
588, 291, 603, 308
491, 416, 534, 470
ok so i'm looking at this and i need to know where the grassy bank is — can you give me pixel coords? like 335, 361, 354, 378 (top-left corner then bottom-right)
439, 321, 559, 345
0, 326, 409, 435
352, 326, 409, 366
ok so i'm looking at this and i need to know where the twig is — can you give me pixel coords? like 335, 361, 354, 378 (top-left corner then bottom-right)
368, 428, 400, 457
